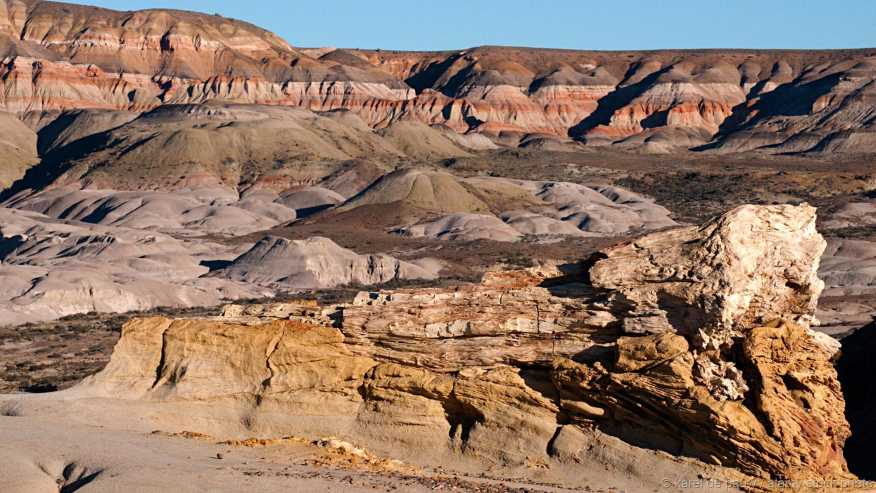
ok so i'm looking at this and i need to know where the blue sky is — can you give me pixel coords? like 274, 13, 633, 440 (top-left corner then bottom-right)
63, 0, 875, 51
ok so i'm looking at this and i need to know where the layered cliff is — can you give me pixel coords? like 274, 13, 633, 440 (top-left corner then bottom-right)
81, 204, 851, 482
0, 0, 875, 157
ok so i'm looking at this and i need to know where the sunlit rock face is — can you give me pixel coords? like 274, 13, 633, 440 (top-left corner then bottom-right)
82, 204, 850, 481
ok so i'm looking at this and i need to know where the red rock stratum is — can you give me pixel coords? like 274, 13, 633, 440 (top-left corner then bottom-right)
1, 0, 875, 155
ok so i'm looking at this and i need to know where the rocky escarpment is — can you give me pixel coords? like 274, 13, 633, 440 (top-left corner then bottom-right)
81, 204, 851, 482
0, 1, 874, 157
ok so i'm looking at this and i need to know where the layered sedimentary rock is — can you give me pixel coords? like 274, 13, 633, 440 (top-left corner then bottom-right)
0, 1, 874, 155
83, 204, 851, 481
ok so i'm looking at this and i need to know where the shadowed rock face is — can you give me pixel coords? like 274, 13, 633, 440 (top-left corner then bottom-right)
0, 1, 875, 155
81, 204, 850, 481
836, 321, 876, 479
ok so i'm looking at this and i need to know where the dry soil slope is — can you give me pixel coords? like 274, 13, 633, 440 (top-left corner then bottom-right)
9, 103, 476, 192
0, 110, 38, 189
220, 236, 438, 288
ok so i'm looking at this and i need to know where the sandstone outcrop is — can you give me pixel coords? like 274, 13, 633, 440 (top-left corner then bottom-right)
83, 204, 851, 481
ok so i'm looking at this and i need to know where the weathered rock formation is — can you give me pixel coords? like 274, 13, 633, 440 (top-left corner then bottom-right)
0, 1, 874, 164
82, 204, 851, 481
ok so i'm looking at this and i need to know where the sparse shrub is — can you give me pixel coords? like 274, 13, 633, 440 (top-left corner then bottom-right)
858, 174, 876, 192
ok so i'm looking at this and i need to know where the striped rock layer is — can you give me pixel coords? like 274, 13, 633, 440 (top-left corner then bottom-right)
1, 1, 876, 153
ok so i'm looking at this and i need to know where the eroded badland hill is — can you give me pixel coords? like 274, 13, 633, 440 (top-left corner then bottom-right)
3, 1, 876, 491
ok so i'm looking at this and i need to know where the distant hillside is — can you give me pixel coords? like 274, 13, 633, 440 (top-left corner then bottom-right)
0, 0, 875, 191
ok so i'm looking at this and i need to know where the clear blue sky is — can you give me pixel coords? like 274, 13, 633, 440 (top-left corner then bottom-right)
62, 0, 875, 51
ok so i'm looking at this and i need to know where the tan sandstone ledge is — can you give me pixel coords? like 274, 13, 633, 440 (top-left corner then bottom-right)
79, 204, 851, 483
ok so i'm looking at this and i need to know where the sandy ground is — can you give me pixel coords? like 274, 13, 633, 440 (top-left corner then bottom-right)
0, 393, 610, 493
0, 391, 754, 493
0, 413, 591, 492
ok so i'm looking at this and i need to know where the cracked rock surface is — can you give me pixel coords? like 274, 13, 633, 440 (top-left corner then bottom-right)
79, 204, 850, 481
